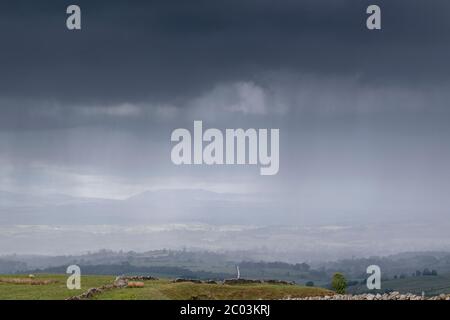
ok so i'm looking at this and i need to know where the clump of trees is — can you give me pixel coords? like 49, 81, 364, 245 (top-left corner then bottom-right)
395, 269, 439, 279
239, 261, 311, 272
421, 268, 438, 276
331, 273, 347, 294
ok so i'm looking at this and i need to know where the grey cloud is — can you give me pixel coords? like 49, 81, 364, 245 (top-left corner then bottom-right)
1, 0, 450, 108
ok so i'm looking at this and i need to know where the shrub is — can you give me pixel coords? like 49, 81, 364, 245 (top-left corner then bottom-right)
331, 273, 347, 294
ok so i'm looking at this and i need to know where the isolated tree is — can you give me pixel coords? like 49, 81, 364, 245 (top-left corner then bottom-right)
331, 273, 347, 294
306, 281, 314, 287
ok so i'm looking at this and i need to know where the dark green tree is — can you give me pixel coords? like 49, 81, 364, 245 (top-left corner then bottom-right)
331, 273, 347, 294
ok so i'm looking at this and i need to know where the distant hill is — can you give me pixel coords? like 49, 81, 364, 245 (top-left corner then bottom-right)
0, 189, 274, 225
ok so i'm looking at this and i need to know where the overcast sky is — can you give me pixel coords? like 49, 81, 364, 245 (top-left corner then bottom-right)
1, 0, 450, 230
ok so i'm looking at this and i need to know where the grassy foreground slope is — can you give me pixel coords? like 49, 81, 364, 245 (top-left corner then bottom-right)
0, 275, 331, 300
94, 279, 332, 300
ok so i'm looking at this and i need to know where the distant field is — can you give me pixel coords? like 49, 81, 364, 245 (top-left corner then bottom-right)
0, 275, 331, 300
349, 274, 450, 296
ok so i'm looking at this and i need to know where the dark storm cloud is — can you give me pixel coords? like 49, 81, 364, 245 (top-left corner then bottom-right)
1, 0, 450, 107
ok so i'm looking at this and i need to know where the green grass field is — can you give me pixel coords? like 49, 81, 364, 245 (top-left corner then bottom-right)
0, 274, 114, 300
94, 279, 332, 300
0, 275, 332, 300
